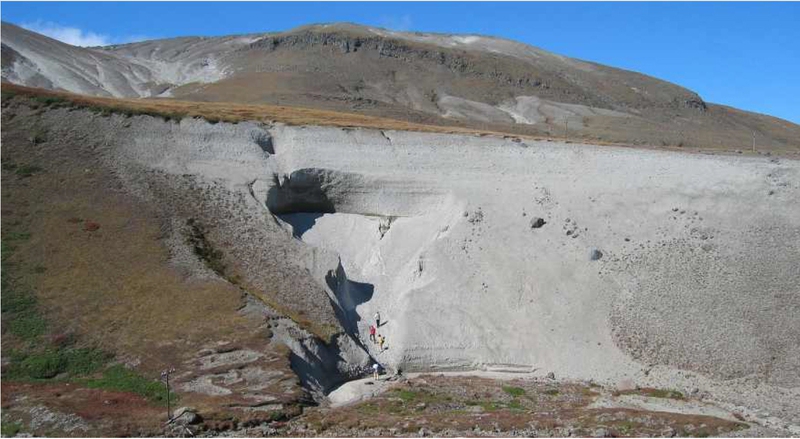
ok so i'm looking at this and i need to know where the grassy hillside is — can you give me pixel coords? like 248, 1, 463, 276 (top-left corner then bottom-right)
4, 83, 797, 158
1, 92, 305, 436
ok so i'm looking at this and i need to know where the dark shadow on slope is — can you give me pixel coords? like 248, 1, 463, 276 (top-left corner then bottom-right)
250, 130, 274, 154
278, 212, 325, 239
325, 259, 374, 344
289, 333, 350, 394
265, 168, 339, 215
289, 332, 374, 396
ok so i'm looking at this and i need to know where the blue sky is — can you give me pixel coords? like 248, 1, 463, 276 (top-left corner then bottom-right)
3, 2, 799, 123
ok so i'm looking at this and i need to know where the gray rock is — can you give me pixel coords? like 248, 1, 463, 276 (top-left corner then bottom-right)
616, 378, 636, 391
592, 428, 611, 437
546, 371, 556, 380
589, 248, 603, 260
660, 427, 677, 437
530, 217, 546, 229
173, 407, 201, 425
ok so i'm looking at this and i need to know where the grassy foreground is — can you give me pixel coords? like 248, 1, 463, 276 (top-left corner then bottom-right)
291, 375, 747, 437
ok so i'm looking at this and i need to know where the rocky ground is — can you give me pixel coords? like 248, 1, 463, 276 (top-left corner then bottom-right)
282, 374, 750, 437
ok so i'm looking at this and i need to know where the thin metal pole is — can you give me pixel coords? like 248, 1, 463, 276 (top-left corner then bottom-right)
166, 373, 170, 421
564, 119, 568, 140
752, 131, 756, 153
161, 367, 175, 422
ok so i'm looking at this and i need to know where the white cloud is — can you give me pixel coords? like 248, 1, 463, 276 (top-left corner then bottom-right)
20, 21, 151, 47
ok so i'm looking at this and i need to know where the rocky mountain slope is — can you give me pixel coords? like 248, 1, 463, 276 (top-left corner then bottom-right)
3, 21, 799, 152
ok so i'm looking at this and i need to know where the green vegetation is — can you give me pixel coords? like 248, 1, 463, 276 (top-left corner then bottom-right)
4, 347, 109, 381
502, 385, 525, 397
1, 419, 23, 437
2, 234, 47, 341
5, 232, 30, 241
14, 164, 42, 177
1, 232, 161, 405
394, 389, 418, 402
615, 420, 635, 435
544, 389, 560, 396
507, 399, 524, 410
4, 308, 47, 341
5, 349, 170, 403
83, 365, 171, 404
647, 388, 684, 399
357, 402, 381, 415
32, 95, 69, 108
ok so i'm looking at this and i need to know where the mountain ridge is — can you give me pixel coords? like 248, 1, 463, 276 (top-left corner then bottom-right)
2, 20, 798, 152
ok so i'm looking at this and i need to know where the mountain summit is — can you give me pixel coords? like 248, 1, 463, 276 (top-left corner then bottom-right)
2, 21, 798, 151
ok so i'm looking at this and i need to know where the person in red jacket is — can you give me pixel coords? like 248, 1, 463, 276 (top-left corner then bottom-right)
369, 325, 377, 343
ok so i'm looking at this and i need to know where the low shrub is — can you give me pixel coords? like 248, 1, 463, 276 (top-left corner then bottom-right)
15, 164, 42, 177
83, 365, 171, 404
502, 385, 525, 397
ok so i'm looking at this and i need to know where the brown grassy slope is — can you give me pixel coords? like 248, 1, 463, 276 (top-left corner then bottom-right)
190, 71, 800, 155
5, 82, 796, 158
1, 82, 500, 136
2, 88, 345, 340
1, 382, 165, 436
1, 98, 305, 433
1, 126, 250, 372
